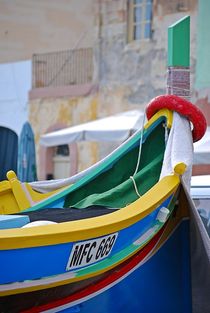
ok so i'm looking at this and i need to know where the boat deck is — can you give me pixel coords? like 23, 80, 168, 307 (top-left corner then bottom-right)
14, 206, 118, 223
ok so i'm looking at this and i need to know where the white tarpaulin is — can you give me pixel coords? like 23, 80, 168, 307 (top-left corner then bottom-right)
160, 112, 193, 191
194, 127, 210, 164
33, 110, 194, 193
40, 110, 145, 147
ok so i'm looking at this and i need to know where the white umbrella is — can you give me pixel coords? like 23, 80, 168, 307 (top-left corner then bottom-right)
40, 110, 145, 147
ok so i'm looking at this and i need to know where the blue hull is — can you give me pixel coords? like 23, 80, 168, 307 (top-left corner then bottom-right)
61, 220, 191, 313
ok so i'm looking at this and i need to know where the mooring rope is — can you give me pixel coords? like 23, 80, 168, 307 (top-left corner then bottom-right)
130, 66, 190, 199
130, 175, 141, 198
167, 66, 191, 100
130, 112, 146, 198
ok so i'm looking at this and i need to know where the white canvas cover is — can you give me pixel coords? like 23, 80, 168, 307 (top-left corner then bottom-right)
194, 127, 210, 164
40, 110, 145, 147
32, 111, 194, 193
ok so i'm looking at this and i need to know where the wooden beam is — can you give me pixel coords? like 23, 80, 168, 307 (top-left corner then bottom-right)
167, 16, 190, 99
168, 15, 190, 67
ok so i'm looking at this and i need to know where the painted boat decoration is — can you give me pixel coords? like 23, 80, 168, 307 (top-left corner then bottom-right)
0, 95, 207, 312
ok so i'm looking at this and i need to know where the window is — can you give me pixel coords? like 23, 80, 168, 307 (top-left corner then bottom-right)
53, 145, 70, 179
55, 145, 69, 156
127, 0, 153, 43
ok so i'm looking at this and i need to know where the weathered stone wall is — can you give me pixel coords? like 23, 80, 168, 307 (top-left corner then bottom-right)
29, 94, 99, 179
29, 0, 201, 178
95, 0, 198, 115
92, 0, 199, 173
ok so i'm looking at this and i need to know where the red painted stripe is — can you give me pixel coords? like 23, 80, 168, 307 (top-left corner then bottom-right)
22, 225, 165, 313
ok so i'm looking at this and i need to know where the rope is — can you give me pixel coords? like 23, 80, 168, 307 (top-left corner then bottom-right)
130, 112, 146, 198
164, 123, 169, 144
166, 86, 191, 93
130, 66, 190, 199
167, 66, 191, 100
130, 175, 141, 198
134, 113, 146, 176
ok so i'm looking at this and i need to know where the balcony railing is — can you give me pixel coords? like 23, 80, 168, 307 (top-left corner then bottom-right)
32, 48, 93, 88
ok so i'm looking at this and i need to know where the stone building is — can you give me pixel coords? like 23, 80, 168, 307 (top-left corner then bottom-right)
0, 0, 210, 180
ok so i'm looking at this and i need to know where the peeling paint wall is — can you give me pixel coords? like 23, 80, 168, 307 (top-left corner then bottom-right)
29, 95, 99, 179
2, 0, 209, 178
94, 0, 197, 113
29, 0, 202, 178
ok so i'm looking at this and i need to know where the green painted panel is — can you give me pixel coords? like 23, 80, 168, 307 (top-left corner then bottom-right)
168, 16, 190, 67
195, 0, 210, 89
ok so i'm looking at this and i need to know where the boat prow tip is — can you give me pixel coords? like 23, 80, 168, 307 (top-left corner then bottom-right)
174, 162, 187, 176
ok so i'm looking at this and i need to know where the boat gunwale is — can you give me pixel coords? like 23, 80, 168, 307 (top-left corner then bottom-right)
23, 109, 173, 212
0, 109, 176, 249
0, 174, 180, 249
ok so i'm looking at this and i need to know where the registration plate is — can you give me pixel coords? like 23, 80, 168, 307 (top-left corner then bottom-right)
66, 233, 118, 270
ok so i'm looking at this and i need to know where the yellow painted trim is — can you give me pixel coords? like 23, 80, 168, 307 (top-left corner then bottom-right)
152, 186, 190, 255
144, 109, 173, 130
0, 109, 172, 215
0, 225, 163, 296
0, 242, 142, 296
174, 162, 187, 175
0, 171, 65, 214
0, 205, 185, 296
6, 171, 31, 211
0, 174, 181, 250
24, 183, 64, 203
0, 180, 11, 194
0, 180, 20, 214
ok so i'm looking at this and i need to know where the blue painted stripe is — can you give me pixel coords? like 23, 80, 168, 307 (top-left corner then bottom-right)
61, 220, 192, 313
0, 197, 172, 284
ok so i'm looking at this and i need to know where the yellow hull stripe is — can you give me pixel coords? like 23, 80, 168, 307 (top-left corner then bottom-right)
0, 174, 180, 249
0, 204, 186, 296
0, 109, 172, 215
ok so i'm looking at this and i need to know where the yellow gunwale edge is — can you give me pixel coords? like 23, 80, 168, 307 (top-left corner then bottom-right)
0, 173, 181, 250
0, 238, 148, 296
144, 108, 173, 130
0, 211, 185, 296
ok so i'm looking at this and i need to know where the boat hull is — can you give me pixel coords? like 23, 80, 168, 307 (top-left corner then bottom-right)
0, 175, 180, 296
0, 219, 191, 313
66, 219, 191, 313
0, 107, 194, 312
0, 193, 192, 313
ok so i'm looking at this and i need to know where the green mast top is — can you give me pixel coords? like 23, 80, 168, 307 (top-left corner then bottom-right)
168, 15, 190, 67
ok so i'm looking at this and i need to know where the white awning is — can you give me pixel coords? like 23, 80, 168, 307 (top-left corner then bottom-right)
194, 127, 210, 164
40, 110, 145, 147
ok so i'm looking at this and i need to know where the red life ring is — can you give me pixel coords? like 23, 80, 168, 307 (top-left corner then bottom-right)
146, 95, 207, 142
